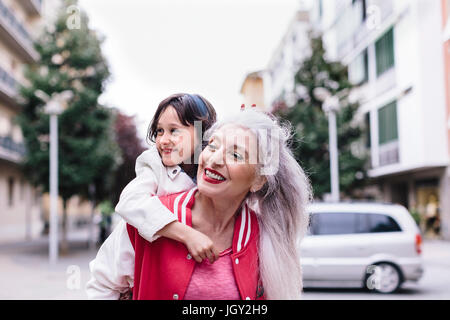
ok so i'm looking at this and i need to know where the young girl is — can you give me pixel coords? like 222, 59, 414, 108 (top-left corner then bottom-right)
114, 93, 220, 264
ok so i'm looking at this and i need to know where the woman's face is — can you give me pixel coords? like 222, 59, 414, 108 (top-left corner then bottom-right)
197, 124, 264, 200
155, 106, 198, 167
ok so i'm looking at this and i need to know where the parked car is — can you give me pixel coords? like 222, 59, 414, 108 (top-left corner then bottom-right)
300, 202, 424, 293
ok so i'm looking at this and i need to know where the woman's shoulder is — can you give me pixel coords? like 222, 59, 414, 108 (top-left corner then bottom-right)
158, 187, 198, 214
244, 200, 260, 223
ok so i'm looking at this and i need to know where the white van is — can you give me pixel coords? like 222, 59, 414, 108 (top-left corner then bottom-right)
300, 202, 424, 293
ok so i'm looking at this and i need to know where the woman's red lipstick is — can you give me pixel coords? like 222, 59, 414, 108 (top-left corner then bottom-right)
203, 168, 226, 184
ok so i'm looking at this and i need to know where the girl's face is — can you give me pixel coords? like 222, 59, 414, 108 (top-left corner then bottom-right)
155, 106, 198, 167
197, 124, 265, 201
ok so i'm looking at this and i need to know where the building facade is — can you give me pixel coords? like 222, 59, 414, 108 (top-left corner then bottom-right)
240, 71, 266, 110
310, 0, 450, 239
265, 9, 311, 109
0, 0, 69, 243
0, 0, 45, 243
442, 0, 450, 241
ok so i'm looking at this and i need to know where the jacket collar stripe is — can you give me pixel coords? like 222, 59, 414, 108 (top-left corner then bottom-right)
173, 192, 185, 222
244, 204, 251, 247
236, 206, 246, 253
181, 187, 197, 226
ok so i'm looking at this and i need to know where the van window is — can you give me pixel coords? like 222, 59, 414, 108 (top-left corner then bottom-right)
311, 213, 358, 235
309, 212, 402, 235
367, 214, 402, 233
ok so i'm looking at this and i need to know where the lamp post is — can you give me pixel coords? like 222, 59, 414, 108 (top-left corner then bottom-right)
35, 90, 73, 264
314, 87, 340, 202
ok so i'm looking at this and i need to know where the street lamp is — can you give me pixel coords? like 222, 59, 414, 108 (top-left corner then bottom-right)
314, 87, 340, 202
35, 90, 73, 264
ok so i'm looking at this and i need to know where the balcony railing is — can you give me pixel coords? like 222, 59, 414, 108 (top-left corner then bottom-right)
378, 140, 399, 167
0, 0, 38, 62
0, 65, 18, 100
0, 135, 26, 163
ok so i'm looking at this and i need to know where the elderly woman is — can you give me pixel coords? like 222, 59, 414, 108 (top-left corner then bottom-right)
86, 109, 312, 300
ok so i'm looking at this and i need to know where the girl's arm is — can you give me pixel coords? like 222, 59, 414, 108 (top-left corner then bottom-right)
115, 149, 179, 242
115, 168, 178, 242
86, 220, 134, 299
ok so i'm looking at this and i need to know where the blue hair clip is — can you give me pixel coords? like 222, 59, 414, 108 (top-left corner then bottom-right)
188, 94, 208, 117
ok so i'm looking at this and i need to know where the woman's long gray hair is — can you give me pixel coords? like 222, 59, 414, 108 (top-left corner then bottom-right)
205, 109, 313, 299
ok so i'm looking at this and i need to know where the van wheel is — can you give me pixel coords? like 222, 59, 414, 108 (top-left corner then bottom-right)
364, 263, 402, 294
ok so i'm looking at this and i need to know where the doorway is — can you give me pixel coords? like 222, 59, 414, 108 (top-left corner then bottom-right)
416, 179, 441, 238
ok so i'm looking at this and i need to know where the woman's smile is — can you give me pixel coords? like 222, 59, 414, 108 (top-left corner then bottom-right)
203, 168, 227, 184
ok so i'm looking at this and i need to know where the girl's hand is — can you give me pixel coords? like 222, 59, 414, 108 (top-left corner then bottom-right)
183, 228, 219, 264
156, 221, 219, 263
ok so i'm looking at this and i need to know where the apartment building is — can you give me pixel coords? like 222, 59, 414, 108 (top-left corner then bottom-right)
310, 0, 450, 239
0, 0, 44, 242
442, 0, 450, 240
265, 9, 311, 108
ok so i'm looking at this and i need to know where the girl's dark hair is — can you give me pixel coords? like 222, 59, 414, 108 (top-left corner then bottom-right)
147, 93, 217, 145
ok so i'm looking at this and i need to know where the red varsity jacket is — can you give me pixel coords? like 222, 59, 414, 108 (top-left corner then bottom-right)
126, 187, 265, 300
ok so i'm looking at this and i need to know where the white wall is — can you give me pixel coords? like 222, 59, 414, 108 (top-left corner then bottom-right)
416, 0, 448, 165
395, 0, 425, 168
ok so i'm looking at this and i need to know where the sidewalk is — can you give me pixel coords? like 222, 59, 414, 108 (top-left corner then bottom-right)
0, 228, 99, 300
1, 231, 449, 300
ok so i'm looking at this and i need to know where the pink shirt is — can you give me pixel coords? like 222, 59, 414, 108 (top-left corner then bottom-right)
183, 248, 241, 300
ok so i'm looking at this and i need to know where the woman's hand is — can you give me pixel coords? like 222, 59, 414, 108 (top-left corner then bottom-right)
156, 221, 219, 263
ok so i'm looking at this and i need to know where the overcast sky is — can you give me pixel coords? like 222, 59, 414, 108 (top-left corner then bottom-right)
78, 0, 301, 138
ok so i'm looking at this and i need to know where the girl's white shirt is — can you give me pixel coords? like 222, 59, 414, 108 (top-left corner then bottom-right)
86, 219, 134, 299
114, 145, 196, 242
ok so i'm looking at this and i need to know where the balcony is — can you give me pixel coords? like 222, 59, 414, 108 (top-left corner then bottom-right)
18, 0, 42, 16
0, 65, 18, 105
0, 135, 26, 163
0, 0, 39, 63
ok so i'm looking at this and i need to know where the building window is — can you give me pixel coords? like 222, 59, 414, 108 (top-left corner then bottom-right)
349, 49, 369, 85
353, 0, 367, 23
361, 0, 367, 21
375, 27, 395, 77
378, 100, 398, 145
365, 112, 371, 148
319, 0, 323, 19
8, 177, 14, 207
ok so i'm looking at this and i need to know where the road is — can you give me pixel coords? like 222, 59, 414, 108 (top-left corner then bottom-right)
302, 239, 450, 300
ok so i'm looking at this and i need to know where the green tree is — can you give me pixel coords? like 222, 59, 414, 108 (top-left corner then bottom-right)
111, 110, 145, 206
274, 33, 368, 199
17, 0, 119, 253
